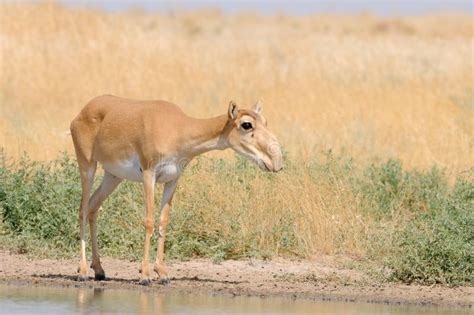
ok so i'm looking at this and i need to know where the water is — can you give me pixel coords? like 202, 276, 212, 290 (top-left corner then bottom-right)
0, 284, 470, 315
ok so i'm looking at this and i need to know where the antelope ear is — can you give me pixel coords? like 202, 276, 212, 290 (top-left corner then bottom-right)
228, 101, 239, 119
252, 100, 263, 114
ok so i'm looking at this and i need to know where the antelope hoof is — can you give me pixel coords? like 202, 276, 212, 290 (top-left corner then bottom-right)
139, 277, 153, 286
154, 264, 168, 279
77, 275, 89, 282
158, 277, 170, 285
94, 272, 106, 281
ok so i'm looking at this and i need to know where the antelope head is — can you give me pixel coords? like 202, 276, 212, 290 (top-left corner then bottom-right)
226, 101, 283, 172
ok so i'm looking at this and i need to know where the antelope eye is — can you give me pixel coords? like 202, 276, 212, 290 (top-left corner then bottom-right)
241, 122, 253, 130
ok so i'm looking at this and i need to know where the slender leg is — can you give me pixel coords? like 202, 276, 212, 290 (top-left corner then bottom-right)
77, 162, 97, 281
140, 169, 156, 285
154, 179, 178, 284
87, 171, 123, 280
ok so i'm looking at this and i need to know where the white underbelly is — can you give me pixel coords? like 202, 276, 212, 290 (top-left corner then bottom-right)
155, 161, 181, 183
103, 156, 143, 182
102, 157, 182, 183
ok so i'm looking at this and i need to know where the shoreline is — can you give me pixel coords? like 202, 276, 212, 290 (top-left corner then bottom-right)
0, 250, 472, 308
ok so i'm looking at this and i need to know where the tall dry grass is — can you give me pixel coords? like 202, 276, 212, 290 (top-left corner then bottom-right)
0, 3, 473, 260
1, 3, 472, 174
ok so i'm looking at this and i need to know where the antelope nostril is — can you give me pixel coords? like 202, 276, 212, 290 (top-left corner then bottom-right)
267, 142, 281, 156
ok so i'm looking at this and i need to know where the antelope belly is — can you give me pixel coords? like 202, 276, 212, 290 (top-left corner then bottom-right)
155, 162, 180, 183
103, 157, 143, 182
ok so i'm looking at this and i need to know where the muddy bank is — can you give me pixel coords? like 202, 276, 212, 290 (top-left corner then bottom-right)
0, 250, 471, 308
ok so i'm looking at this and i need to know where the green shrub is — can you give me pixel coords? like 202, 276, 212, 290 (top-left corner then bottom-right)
387, 169, 473, 285
0, 153, 82, 255
360, 159, 448, 219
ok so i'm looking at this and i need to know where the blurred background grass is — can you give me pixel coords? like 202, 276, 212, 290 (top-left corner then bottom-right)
0, 2, 472, 285
0, 3, 472, 175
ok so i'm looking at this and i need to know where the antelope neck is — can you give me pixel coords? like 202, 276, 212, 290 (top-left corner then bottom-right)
180, 114, 231, 157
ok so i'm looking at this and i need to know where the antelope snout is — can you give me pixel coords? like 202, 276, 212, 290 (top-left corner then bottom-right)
268, 142, 283, 172
273, 160, 283, 172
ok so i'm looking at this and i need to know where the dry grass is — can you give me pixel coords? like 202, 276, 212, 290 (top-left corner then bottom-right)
1, 3, 472, 174
0, 3, 473, 259
174, 157, 372, 258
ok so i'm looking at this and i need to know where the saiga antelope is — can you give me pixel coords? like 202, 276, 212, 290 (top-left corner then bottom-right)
70, 95, 283, 285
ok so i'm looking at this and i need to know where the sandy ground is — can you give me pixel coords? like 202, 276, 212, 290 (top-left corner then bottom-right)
0, 250, 472, 308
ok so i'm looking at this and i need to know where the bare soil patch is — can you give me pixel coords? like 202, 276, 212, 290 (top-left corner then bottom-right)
0, 250, 472, 308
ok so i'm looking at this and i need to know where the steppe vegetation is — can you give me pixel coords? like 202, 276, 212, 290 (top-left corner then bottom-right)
0, 3, 472, 285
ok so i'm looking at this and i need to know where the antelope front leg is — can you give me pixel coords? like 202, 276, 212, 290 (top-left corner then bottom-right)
140, 169, 156, 285
154, 179, 178, 284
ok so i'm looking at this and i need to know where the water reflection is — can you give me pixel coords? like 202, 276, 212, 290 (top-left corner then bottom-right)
0, 284, 470, 315
74, 286, 166, 314
76, 288, 105, 313
139, 290, 165, 315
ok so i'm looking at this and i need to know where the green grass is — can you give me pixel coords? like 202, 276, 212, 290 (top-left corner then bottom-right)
0, 151, 472, 286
